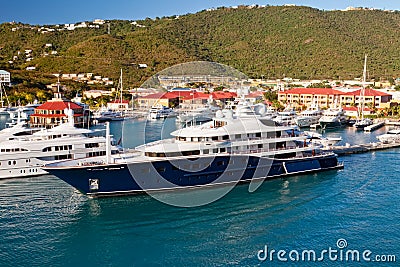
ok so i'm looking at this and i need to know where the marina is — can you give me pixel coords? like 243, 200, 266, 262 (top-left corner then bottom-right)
1, 3, 400, 266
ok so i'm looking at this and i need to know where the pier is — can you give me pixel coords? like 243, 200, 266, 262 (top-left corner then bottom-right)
364, 121, 385, 132
322, 141, 400, 156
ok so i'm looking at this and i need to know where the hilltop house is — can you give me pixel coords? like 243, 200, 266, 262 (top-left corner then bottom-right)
0, 70, 11, 85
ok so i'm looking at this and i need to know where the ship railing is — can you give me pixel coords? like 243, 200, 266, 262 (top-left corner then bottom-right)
231, 146, 301, 154
205, 135, 303, 143
231, 146, 330, 157
78, 161, 106, 166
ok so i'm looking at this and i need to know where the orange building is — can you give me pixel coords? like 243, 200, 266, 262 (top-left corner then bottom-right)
340, 88, 392, 108
278, 88, 343, 108
278, 87, 392, 108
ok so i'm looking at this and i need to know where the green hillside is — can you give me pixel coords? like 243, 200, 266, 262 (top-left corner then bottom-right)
1, 5, 400, 89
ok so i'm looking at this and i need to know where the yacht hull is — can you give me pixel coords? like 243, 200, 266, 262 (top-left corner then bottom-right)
319, 120, 345, 129
45, 154, 342, 196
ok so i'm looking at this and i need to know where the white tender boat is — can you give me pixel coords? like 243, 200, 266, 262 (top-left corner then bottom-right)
148, 105, 175, 119
304, 131, 342, 147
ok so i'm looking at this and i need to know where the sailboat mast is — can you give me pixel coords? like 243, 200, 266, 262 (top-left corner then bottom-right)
0, 83, 3, 108
120, 68, 123, 104
361, 54, 367, 120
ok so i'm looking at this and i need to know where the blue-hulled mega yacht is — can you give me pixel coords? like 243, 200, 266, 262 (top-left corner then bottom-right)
44, 111, 343, 196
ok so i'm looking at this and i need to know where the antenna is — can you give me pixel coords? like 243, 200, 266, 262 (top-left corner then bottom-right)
57, 74, 60, 93
120, 68, 123, 105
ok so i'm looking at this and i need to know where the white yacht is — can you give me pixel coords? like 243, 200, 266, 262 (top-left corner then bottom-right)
148, 105, 175, 119
304, 131, 342, 147
93, 106, 124, 122
376, 128, 400, 143
0, 116, 118, 179
273, 110, 297, 126
295, 105, 323, 128
354, 118, 373, 130
177, 105, 220, 123
44, 110, 343, 196
8, 104, 41, 121
318, 107, 348, 129
0, 121, 41, 141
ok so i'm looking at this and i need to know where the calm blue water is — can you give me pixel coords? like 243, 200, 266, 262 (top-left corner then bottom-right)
0, 117, 398, 266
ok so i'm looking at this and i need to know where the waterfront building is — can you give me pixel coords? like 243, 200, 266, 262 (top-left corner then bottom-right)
278, 88, 343, 108
137, 90, 237, 110
137, 92, 180, 109
278, 87, 392, 109
339, 88, 392, 108
107, 99, 130, 111
30, 93, 89, 128
179, 91, 211, 110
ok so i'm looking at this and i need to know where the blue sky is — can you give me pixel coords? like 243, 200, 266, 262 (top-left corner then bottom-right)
1, 0, 398, 25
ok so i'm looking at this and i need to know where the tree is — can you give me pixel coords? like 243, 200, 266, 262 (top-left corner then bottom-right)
272, 100, 284, 111
264, 91, 278, 102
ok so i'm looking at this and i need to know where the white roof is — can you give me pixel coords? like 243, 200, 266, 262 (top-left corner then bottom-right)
33, 124, 94, 136
171, 118, 294, 138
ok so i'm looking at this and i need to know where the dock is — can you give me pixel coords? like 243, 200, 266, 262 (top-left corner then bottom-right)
322, 142, 400, 156
364, 121, 385, 132
385, 120, 400, 127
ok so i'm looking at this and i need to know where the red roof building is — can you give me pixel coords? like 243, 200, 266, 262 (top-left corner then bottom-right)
136, 90, 237, 109
30, 96, 88, 128
278, 88, 343, 108
179, 92, 212, 110
211, 91, 237, 100
340, 88, 392, 107
137, 92, 180, 109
